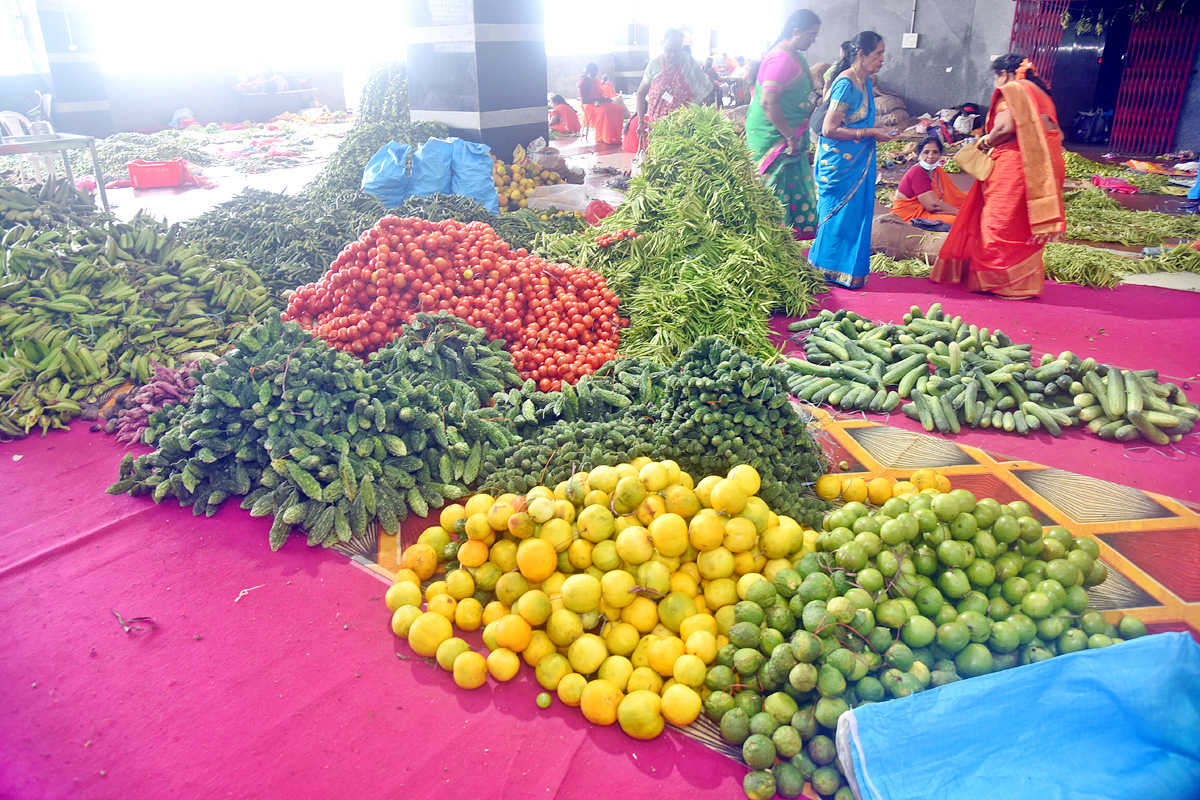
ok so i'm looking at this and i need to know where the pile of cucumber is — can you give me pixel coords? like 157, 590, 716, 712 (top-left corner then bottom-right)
783, 304, 1198, 445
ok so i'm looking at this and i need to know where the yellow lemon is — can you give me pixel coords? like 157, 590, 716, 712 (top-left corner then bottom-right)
647, 635, 686, 677
689, 509, 726, 551
407, 611, 453, 657
661, 684, 702, 726
427, 593, 457, 621
557, 671, 587, 706
457, 539, 489, 568
567, 633, 608, 675
598, 655, 635, 691
454, 597, 483, 631
520, 628, 556, 666
385, 581, 421, 612
482, 600, 509, 626
580, 679, 624, 725
547, 608, 584, 646
390, 605, 422, 637
445, 569, 475, 600
561, 573, 602, 614
494, 613, 533, 652
436, 637, 472, 671
867, 477, 894, 505
680, 613, 718, 641
517, 538, 558, 582
615, 526, 655, 565
841, 477, 868, 503
514, 589, 553, 626
453, 650, 488, 689
710, 478, 748, 515
604, 621, 640, 657
618, 690, 665, 739
728, 464, 762, 496
697, 546, 735, 579
814, 474, 842, 500
694, 475, 722, 507
535, 653, 572, 690
626, 665, 664, 694
486, 647, 521, 681
399, 543, 438, 581
723, 516, 758, 553
464, 492, 495, 517
685, 630, 718, 664
648, 512, 689, 557
672, 653, 707, 688
622, 594, 660, 634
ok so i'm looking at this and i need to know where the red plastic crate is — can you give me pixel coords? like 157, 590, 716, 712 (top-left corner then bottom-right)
127, 159, 185, 189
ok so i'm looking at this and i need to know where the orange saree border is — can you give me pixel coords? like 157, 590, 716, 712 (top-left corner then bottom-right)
999, 80, 1065, 238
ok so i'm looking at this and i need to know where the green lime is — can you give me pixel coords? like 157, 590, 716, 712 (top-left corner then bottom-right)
955, 642, 994, 677
729, 621, 763, 649
719, 706, 751, 745
812, 766, 843, 797
992, 514, 1021, 544
1057, 628, 1088, 654
1079, 610, 1107, 636
704, 689, 736, 721
1118, 616, 1147, 639
901, 614, 937, 648
536, 692, 552, 709
746, 579, 778, 607
734, 600, 766, 626
937, 620, 970, 653
743, 770, 776, 800
988, 620, 1020, 653
772, 760, 804, 798
1088, 633, 1113, 649
1073, 535, 1100, 559
814, 696, 849, 729
807, 733, 837, 765
748, 711, 780, 737
743, 732, 777, 770
705, 664, 736, 692
932, 493, 960, 522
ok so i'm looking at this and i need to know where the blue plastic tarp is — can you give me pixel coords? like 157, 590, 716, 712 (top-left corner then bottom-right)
837, 632, 1200, 800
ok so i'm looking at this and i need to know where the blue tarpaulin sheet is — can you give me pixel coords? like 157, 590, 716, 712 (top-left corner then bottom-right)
837, 632, 1200, 800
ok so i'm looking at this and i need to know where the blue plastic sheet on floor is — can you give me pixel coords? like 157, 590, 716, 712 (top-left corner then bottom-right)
836, 632, 1200, 800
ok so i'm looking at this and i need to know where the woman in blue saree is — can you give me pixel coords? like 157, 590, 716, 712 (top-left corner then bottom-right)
809, 31, 896, 288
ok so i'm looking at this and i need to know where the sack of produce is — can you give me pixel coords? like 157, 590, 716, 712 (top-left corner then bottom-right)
874, 93, 906, 116
877, 109, 911, 129
450, 138, 500, 214
360, 141, 412, 206
836, 632, 1200, 800
409, 136, 455, 197
870, 213, 946, 260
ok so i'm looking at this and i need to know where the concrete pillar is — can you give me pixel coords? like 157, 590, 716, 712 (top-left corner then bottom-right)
405, 0, 548, 158
613, 22, 651, 94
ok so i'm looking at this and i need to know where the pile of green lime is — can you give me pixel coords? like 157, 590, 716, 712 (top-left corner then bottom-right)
705, 488, 1146, 800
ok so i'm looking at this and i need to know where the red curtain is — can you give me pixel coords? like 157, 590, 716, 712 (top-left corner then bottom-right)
1110, 7, 1200, 155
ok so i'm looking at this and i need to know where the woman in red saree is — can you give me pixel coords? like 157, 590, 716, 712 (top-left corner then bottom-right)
931, 54, 1065, 299
578, 63, 624, 144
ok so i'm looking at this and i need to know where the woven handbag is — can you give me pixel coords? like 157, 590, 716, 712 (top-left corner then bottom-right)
953, 140, 994, 181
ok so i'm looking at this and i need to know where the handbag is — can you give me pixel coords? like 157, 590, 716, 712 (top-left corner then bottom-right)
953, 140, 994, 181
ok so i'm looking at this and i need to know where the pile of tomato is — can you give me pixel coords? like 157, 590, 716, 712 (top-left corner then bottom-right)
283, 216, 625, 390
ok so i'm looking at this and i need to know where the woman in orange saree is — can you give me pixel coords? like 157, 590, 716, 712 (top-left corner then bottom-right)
930, 54, 1065, 299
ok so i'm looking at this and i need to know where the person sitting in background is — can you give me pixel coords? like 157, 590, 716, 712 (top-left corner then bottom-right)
703, 57, 724, 106
727, 56, 750, 105
890, 136, 967, 224
600, 75, 619, 98
636, 28, 715, 140
578, 63, 624, 144
723, 52, 737, 73
822, 41, 852, 100
549, 95, 581, 135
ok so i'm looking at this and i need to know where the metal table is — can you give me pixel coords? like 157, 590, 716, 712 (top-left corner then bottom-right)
0, 132, 110, 213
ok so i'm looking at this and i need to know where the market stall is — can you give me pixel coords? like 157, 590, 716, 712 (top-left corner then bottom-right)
3, 67, 1200, 800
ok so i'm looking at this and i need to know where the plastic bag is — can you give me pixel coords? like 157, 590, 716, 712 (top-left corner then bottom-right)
361, 141, 413, 206
409, 137, 455, 197
525, 184, 625, 214
450, 138, 499, 214
1092, 175, 1139, 194
836, 633, 1200, 800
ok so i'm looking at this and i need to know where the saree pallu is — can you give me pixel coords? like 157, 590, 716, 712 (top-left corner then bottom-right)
809, 77, 877, 288
745, 49, 819, 239
932, 80, 1065, 298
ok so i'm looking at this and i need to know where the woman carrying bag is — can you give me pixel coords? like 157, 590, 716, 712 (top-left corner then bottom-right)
931, 54, 1066, 299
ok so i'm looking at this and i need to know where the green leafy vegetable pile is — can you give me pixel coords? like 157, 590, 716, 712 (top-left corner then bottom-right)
540, 106, 826, 364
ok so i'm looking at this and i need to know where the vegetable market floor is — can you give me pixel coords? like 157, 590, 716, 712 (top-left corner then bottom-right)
3, 137, 1197, 798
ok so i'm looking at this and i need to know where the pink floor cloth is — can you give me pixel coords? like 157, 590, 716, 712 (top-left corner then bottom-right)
0, 430, 747, 800
773, 275, 1200, 503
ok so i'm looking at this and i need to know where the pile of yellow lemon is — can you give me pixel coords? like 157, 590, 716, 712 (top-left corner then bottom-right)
813, 467, 952, 506
385, 458, 820, 741
493, 158, 564, 213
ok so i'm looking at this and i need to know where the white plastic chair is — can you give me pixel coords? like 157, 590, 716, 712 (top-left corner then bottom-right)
0, 111, 59, 187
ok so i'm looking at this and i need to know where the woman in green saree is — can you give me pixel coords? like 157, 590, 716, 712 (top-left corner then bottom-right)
745, 10, 822, 240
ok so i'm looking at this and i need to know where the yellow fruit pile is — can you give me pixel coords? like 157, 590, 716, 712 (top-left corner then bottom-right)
813, 467, 951, 505
386, 458, 821, 741
494, 158, 564, 213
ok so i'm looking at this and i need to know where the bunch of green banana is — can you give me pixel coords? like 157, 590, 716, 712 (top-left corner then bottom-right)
0, 213, 275, 438
0, 178, 97, 230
